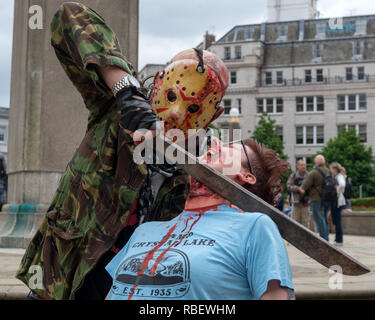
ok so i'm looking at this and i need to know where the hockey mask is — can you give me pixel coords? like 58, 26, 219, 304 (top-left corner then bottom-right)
150, 49, 229, 134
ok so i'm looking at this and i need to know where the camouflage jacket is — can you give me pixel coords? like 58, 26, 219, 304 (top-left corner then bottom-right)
15, 2, 189, 300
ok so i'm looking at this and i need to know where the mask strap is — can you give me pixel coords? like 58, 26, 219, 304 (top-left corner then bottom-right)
193, 48, 205, 74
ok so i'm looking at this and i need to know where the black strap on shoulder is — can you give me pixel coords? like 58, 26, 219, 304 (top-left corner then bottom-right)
316, 167, 326, 178
193, 48, 205, 73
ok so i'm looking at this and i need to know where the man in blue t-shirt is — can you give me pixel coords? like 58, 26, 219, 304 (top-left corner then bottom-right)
106, 138, 294, 300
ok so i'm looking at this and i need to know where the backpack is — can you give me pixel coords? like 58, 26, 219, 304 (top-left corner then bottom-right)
344, 177, 355, 199
316, 168, 337, 203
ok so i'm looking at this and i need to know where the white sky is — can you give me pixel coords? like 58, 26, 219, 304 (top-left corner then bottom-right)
1, 0, 375, 107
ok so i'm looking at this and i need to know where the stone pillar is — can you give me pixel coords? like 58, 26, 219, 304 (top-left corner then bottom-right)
1, 0, 138, 247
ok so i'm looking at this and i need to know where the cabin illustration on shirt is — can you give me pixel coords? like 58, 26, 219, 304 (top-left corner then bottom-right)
112, 248, 191, 299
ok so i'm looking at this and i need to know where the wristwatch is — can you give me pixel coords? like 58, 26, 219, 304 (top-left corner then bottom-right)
111, 75, 141, 97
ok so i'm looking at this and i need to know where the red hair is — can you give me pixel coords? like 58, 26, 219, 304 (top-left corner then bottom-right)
243, 139, 289, 206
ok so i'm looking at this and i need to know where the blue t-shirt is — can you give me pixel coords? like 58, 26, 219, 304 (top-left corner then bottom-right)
106, 205, 294, 300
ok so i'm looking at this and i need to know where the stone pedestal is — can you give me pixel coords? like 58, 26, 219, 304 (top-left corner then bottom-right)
1, 0, 139, 248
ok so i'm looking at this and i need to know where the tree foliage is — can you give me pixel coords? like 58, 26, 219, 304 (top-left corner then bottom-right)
317, 128, 375, 198
251, 113, 287, 161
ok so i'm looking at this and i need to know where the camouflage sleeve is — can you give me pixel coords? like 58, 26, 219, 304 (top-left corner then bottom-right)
50, 2, 136, 125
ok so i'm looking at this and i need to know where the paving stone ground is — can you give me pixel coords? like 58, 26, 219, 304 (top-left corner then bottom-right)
0, 235, 374, 300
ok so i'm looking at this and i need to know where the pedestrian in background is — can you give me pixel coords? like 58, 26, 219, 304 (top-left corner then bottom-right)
342, 167, 354, 211
287, 160, 310, 228
299, 155, 330, 241
330, 162, 346, 246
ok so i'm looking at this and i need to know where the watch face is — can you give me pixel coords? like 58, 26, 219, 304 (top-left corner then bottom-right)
128, 75, 140, 88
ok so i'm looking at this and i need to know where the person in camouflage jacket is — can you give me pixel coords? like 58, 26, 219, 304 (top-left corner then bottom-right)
16, 2, 228, 300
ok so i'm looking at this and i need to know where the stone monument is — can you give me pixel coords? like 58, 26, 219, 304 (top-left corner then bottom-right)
0, 0, 139, 248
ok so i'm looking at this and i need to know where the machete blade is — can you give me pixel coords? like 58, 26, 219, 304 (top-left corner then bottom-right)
159, 136, 370, 276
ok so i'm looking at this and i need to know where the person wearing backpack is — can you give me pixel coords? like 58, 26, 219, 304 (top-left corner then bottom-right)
330, 163, 346, 246
298, 155, 331, 241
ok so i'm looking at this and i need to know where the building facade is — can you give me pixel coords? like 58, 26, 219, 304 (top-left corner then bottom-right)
208, 14, 375, 169
138, 63, 165, 88
268, 0, 319, 23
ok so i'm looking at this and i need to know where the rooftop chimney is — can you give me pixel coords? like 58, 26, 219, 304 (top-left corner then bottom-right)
204, 31, 216, 49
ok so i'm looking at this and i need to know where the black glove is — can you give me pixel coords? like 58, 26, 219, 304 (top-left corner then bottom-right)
117, 88, 158, 132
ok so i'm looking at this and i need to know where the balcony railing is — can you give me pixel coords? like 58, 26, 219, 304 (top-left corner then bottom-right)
223, 56, 244, 62
256, 75, 375, 87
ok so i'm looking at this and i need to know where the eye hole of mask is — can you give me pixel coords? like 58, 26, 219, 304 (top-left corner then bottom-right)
167, 90, 177, 103
188, 104, 200, 113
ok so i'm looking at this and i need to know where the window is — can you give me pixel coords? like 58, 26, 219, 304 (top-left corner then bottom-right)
355, 20, 367, 36
296, 126, 324, 145
359, 124, 367, 143
296, 97, 304, 112
305, 70, 312, 83
257, 98, 283, 114
348, 95, 356, 110
235, 46, 242, 59
278, 25, 288, 40
358, 67, 365, 80
276, 98, 283, 113
277, 24, 288, 41
313, 43, 322, 58
224, 99, 231, 115
316, 23, 326, 38
306, 97, 314, 112
276, 71, 283, 84
316, 126, 324, 144
337, 94, 367, 111
296, 127, 304, 145
246, 27, 253, 39
317, 96, 324, 111
359, 94, 367, 110
276, 126, 283, 141
338, 95, 346, 111
316, 69, 324, 82
354, 40, 363, 56
266, 98, 274, 113
224, 47, 231, 60
231, 71, 237, 84
257, 99, 264, 114
337, 124, 367, 143
265, 72, 272, 85
346, 68, 353, 81
306, 126, 314, 144
296, 96, 324, 112
0, 126, 7, 143
279, 25, 287, 37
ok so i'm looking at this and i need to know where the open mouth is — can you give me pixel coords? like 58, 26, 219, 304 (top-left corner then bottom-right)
204, 148, 221, 163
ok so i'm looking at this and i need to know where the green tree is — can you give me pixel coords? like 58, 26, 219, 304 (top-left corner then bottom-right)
251, 113, 287, 161
317, 128, 375, 198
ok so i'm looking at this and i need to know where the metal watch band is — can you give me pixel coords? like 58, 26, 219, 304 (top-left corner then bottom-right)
111, 76, 130, 97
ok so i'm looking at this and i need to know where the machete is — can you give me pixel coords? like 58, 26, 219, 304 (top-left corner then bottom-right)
156, 136, 370, 276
